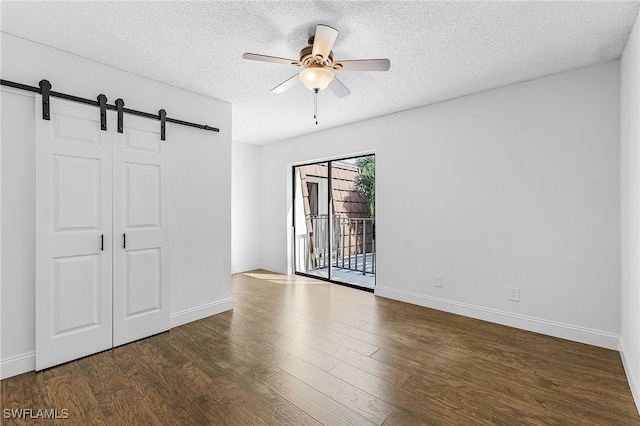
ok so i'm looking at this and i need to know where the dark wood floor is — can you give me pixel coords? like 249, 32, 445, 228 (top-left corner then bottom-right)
2, 271, 639, 425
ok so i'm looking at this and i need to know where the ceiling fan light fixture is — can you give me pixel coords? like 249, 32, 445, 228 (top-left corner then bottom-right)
299, 67, 334, 91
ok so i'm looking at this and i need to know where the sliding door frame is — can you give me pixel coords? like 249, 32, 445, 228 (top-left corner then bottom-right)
291, 154, 375, 292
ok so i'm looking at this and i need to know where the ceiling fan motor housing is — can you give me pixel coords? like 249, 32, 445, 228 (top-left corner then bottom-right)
299, 44, 335, 68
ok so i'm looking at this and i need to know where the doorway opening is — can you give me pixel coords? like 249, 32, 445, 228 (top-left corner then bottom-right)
293, 155, 375, 290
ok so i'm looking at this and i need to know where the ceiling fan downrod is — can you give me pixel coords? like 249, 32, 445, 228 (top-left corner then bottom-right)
314, 88, 319, 125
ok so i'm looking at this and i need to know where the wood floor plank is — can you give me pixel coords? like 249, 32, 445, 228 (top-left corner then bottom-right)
211, 374, 322, 426
2, 270, 638, 425
75, 351, 162, 426
111, 343, 212, 425
301, 322, 381, 356
235, 275, 373, 328
217, 311, 342, 372
382, 409, 435, 426
150, 324, 230, 379
264, 370, 376, 426
510, 327, 628, 374
157, 326, 322, 426
403, 369, 640, 425
132, 338, 239, 425
362, 309, 633, 396
41, 362, 107, 425
172, 320, 281, 382
326, 319, 410, 350
372, 343, 640, 425
327, 360, 474, 425
278, 355, 396, 424
153, 317, 327, 425
235, 292, 379, 352
232, 305, 409, 387
285, 294, 376, 329
1, 372, 55, 425
201, 311, 343, 375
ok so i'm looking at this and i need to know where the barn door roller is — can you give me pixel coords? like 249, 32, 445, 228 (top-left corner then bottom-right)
159, 109, 166, 141
115, 98, 125, 133
97, 94, 108, 131
38, 80, 51, 120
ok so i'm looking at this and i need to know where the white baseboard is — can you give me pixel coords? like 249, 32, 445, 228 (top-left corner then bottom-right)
620, 339, 640, 415
375, 286, 620, 350
0, 351, 35, 380
170, 298, 233, 328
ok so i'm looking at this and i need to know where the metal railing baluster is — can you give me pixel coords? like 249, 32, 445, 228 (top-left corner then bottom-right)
362, 219, 366, 275
302, 214, 375, 279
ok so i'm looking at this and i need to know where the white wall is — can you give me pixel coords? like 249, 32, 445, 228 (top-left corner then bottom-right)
620, 12, 640, 414
0, 33, 232, 379
231, 142, 261, 273
167, 123, 232, 326
259, 61, 621, 349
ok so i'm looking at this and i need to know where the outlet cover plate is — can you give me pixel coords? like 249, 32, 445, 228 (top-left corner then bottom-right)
509, 287, 520, 302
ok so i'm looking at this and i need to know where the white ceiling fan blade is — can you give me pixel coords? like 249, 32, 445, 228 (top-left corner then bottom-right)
311, 24, 338, 60
271, 74, 301, 93
243, 53, 298, 66
335, 59, 390, 71
327, 76, 350, 98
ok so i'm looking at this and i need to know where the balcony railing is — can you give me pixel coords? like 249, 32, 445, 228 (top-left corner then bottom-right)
298, 214, 375, 276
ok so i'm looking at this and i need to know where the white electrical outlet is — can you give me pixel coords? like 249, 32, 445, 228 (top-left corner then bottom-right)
509, 287, 520, 302
435, 276, 442, 288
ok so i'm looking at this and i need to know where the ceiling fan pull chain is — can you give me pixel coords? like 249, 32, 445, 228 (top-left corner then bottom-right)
314, 88, 319, 125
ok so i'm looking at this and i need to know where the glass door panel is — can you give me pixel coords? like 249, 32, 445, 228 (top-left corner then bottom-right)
330, 157, 376, 289
293, 162, 330, 279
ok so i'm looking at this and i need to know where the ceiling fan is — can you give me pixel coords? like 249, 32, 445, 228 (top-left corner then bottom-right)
243, 24, 390, 124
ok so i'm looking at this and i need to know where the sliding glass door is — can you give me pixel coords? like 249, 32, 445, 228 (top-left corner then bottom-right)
293, 156, 375, 289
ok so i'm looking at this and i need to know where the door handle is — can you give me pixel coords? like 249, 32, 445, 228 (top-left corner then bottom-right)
123, 233, 126, 249
100, 234, 104, 251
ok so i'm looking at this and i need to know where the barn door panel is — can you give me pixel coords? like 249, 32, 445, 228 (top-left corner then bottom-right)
35, 96, 113, 370
112, 114, 169, 346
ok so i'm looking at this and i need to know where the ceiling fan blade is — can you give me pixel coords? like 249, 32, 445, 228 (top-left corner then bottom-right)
271, 74, 301, 93
327, 76, 350, 98
335, 59, 390, 72
312, 24, 338, 60
243, 53, 298, 66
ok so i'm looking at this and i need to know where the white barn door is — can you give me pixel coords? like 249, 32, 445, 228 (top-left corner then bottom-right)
35, 96, 113, 370
112, 114, 169, 346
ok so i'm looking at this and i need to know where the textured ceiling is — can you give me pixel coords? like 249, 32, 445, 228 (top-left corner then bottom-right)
1, 1, 638, 145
